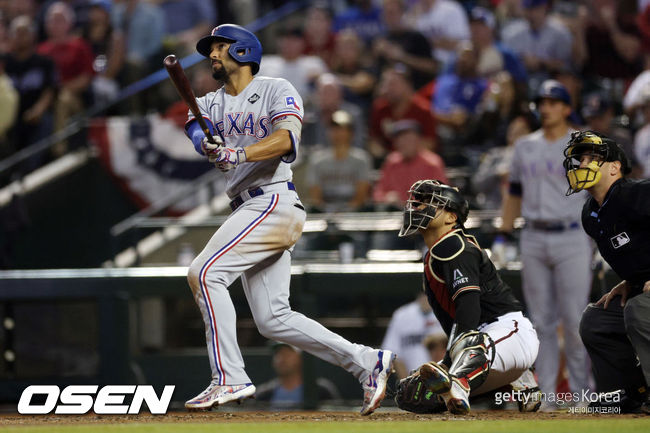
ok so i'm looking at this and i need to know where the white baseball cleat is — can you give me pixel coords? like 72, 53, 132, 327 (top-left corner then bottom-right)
185, 382, 256, 411
360, 350, 396, 416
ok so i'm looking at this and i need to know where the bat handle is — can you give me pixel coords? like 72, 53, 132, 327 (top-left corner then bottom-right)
203, 129, 217, 144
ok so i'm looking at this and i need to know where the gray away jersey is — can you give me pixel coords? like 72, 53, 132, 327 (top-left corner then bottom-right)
190, 76, 304, 198
509, 129, 588, 221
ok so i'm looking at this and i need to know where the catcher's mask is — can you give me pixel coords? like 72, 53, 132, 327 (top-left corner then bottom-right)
563, 130, 631, 195
399, 180, 469, 237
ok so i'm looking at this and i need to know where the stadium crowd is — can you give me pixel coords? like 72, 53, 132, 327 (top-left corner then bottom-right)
0, 0, 647, 199
1, 0, 649, 208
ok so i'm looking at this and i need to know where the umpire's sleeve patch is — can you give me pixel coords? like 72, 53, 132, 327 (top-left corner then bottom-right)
431, 233, 465, 261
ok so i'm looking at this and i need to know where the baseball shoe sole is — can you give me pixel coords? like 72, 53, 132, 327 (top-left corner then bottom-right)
420, 362, 471, 415
360, 350, 396, 416
185, 383, 256, 411
419, 361, 452, 394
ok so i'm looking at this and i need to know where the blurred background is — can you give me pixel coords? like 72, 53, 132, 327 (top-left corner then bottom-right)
0, 0, 646, 411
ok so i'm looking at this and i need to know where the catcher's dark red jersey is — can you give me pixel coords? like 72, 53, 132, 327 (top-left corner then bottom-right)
423, 229, 522, 335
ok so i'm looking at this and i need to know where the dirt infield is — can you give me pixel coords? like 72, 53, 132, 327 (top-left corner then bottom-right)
0, 410, 645, 426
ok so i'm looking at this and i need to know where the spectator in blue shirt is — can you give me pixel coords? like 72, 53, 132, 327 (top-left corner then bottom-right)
112, 0, 165, 69
158, 0, 216, 55
333, 0, 384, 44
468, 6, 527, 85
433, 42, 488, 130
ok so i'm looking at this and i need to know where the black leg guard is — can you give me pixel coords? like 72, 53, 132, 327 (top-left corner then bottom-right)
448, 331, 494, 390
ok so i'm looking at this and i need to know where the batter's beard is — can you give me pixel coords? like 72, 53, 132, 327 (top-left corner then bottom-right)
212, 68, 228, 82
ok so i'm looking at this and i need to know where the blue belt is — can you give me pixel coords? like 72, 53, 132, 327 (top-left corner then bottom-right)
230, 182, 295, 211
527, 220, 580, 232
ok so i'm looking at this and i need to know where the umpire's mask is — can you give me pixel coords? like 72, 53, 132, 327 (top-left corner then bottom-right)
399, 180, 469, 237
563, 130, 631, 195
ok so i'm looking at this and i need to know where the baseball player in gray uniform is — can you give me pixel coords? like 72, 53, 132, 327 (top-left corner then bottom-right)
497, 80, 592, 407
182, 24, 395, 415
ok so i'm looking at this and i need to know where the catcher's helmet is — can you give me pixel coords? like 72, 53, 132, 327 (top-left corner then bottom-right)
536, 79, 571, 106
399, 180, 469, 237
563, 130, 631, 195
196, 24, 262, 75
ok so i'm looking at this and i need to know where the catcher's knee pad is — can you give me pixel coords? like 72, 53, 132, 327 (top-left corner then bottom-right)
448, 330, 494, 390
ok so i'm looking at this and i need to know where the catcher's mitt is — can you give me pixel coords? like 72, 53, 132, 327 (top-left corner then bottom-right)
394, 372, 447, 414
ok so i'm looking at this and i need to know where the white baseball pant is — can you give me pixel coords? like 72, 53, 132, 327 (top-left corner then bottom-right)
187, 183, 379, 385
473, 311, 540, 395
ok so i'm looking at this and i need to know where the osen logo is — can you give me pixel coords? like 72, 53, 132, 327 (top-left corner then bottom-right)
18, 385, 175, 415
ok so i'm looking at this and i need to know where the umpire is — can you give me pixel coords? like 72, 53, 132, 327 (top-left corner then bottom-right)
563, 130, 650, 413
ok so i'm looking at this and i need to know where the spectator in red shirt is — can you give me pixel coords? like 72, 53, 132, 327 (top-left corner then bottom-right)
303, 3, 337, 68
37, 2, 94, 156
368, 64, 437, 164
373, 119, 447, 209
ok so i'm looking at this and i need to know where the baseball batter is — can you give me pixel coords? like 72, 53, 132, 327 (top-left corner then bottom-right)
182, 24, 394, 415
394, 180, 540, 414
498, 80, 592, 406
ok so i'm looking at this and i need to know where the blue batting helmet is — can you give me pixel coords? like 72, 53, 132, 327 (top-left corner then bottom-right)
536, 79, 571, 106
196, 24, 262, 75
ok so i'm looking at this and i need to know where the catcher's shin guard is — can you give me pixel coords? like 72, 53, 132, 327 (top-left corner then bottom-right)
447, 330, 494, 390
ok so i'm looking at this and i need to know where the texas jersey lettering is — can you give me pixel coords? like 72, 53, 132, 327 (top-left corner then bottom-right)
189, 76, 303, 198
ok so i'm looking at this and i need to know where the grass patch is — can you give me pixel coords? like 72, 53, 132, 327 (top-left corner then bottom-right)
3, 418, 649, 433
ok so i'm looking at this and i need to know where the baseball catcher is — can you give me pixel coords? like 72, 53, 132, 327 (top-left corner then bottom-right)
394, 180, 541, 414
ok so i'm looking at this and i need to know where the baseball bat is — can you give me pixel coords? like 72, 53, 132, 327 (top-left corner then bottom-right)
163, 54, 217, 144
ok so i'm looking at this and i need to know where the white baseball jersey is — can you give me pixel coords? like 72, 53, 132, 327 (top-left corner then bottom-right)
509, 129, 587, 221
190, 76, 304, 198
381, 301, 445, 372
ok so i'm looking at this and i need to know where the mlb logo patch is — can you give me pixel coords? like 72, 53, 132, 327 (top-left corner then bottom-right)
248, 93, 260, 104
285, 96, 300, 110
610, 232, 630, 249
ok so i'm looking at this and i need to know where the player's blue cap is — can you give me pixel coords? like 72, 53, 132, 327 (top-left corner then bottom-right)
536, 79, 571, 106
